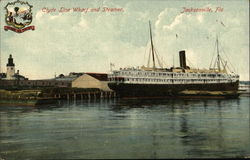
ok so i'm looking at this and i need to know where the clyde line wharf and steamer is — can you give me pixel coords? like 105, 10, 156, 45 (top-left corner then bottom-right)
0, 52, 248, 106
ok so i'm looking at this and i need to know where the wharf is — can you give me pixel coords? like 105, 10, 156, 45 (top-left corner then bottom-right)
0, 88, 117, 106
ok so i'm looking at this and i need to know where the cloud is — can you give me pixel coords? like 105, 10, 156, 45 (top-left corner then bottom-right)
163, 14, 188, 30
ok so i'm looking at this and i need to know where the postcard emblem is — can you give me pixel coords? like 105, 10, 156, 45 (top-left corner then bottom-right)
4, 0, 35, 33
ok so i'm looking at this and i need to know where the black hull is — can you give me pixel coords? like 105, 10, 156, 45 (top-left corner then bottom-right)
108, 81, 239, 99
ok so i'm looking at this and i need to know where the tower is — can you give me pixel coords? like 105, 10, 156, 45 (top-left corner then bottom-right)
6, 54, 15, 80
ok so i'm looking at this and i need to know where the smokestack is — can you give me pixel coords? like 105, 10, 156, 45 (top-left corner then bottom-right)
179, 50, 186, 69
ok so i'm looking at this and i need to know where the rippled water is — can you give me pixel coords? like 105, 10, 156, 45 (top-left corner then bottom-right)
0, 97, 249, 159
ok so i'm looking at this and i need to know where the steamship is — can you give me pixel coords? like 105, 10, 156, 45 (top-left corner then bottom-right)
108, 22, 239, 98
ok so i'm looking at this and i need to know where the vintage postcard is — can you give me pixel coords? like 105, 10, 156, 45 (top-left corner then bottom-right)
0, 0, 249, 159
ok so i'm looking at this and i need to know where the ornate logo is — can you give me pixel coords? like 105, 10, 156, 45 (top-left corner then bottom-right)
4, 0, 35, 33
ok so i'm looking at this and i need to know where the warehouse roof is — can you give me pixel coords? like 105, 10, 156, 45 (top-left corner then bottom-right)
86, 73, 108, 81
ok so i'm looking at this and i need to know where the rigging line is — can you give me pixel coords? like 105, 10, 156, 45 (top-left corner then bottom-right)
149, 21, 156, 69
211, 43, 216, 69
220, 46, 234, 72
147, 48, 151, 68
186, 58, 195, 68
221, 58, 233, 73
155, 50, 163, 68
146, 27, 151, 68
226, 66, 233, 74
209, 38, 217, 69
219, 56, 226, 70
213, 57, 217, 69
220, 47, 236, 73
158, 50, 168, 68
154, 49, 160, 67
160, 54, 168, 68
223, 61, 228, 72
154, 48, 164, 68
143, 40, 149, 66
222, 58, 232, 73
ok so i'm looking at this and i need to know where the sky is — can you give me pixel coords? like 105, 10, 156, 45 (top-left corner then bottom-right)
0, 0, 249, 80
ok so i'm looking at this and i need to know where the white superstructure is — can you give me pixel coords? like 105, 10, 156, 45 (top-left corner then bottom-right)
109, 68, 239, 85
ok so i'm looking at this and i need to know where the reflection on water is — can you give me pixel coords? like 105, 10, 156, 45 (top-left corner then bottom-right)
0, 97, 249, 159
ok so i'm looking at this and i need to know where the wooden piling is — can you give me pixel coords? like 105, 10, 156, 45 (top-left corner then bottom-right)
73, 93, 76, 101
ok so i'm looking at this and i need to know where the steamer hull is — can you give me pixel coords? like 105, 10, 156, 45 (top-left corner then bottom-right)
108, 81, 239, 99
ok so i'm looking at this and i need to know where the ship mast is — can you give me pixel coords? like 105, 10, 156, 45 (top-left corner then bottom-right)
149, 21, 156, 69
216, 35, 221, 71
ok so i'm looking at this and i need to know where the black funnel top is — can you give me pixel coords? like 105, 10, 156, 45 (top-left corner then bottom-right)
179, 50, 186, 69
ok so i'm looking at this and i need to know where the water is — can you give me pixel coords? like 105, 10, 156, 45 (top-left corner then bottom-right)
0, 97, 249, 159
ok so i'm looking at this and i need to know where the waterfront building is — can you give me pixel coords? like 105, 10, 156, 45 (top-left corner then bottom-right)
72, 73, 112, 91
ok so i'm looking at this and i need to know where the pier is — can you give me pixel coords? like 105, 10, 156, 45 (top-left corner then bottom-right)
50, 88, 117, 100
0, 88, 117, 106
